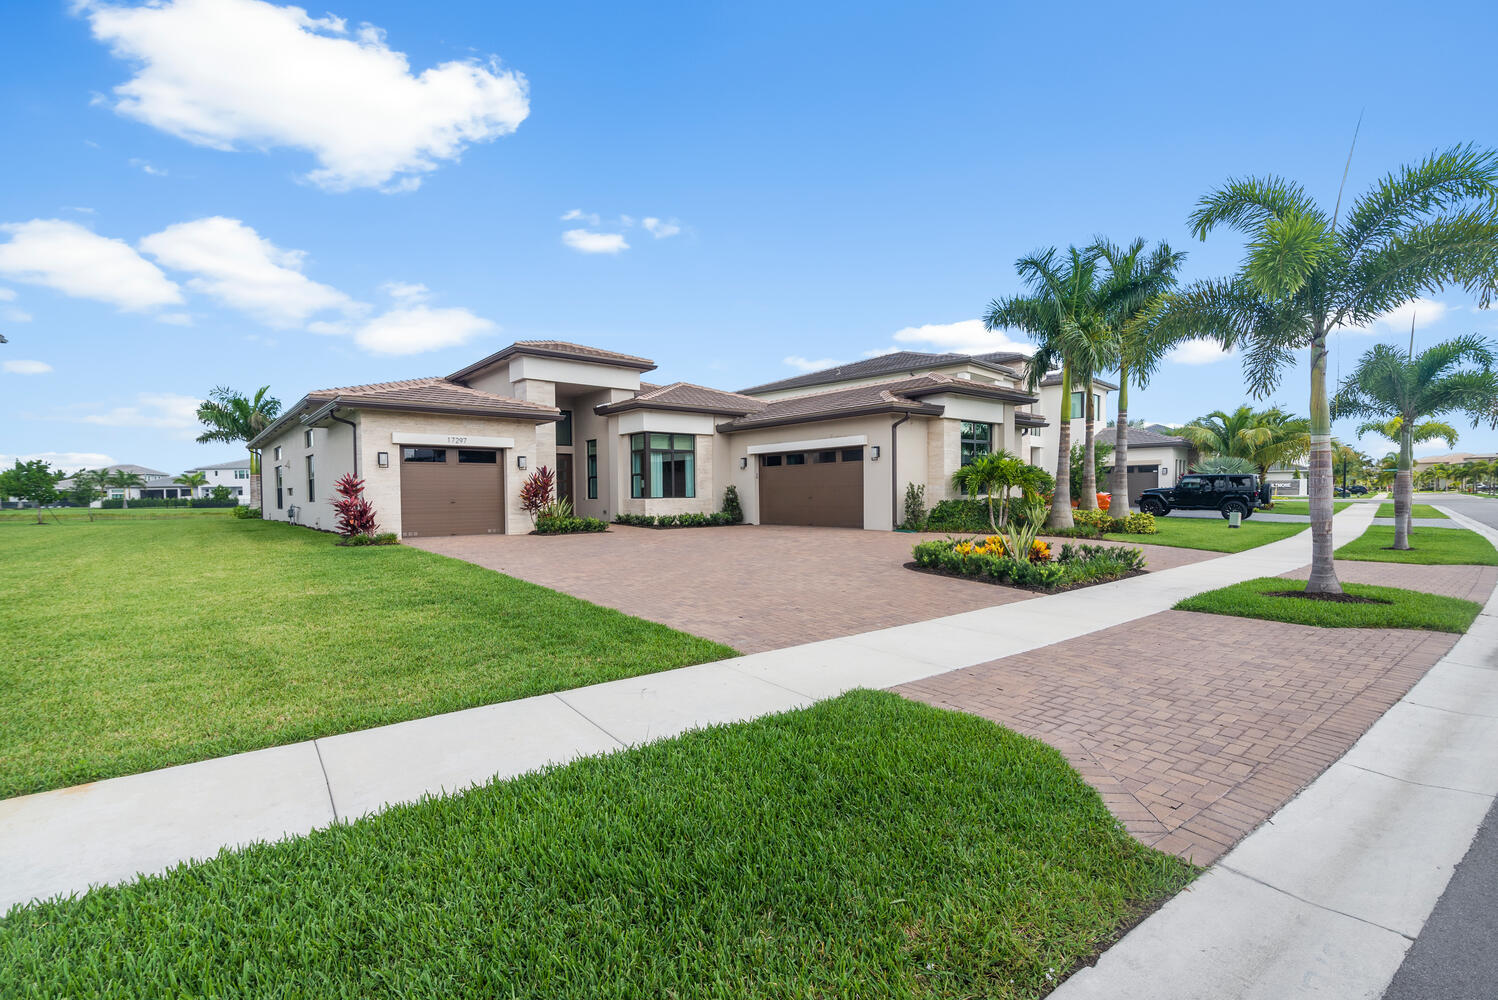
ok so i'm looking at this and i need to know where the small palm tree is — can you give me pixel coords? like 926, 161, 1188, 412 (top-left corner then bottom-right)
1092, 238, 1188, 509
952, 451, 1031, 531
105, 468, 145, 509
1157, 145, 1498, 593
173, 470, 208, 506
985, 246, 1111, 528
1178, 405, 1310, 488
196, 386, 281, 508
1335, 335, 1495, 547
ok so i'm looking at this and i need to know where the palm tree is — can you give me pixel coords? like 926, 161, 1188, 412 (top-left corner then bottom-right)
1350, 415, 1459, 542
1178, 405, 1310, 489
1092, 238, 1188, 510
105, 468, 145, 509
195, 386, 281, 509
952, 451, 1032, 531
173, 470, 208, 506
1157, 146, 1498, 593
985, 246, 1111, 528
1335, 335, 1495, 547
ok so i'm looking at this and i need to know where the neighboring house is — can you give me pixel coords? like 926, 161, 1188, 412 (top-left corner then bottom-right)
248, 340, 1093, 537
1098, 426, 1194, 503
52, 464, 172, 505
1414, 451, 1498, 487
179, 459, 253, 498
52, 460, 251, 505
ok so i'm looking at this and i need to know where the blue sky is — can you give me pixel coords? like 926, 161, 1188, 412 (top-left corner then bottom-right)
3, 0, 1496, 474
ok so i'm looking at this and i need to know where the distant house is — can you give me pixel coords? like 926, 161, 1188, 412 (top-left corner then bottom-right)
53, 460, 251, 506
179, 459, 253, 498
1098, 426, 1194, 503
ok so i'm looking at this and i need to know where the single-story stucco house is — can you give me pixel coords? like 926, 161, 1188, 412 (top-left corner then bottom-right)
247, 341, 1110, 537
1097, 426, 1195, 503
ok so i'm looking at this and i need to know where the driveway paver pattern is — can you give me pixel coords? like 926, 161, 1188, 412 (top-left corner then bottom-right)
410, 525, 1217, 653
895, 609, 1462, 866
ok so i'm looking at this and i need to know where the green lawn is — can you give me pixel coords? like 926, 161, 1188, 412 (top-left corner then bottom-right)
1375, 503, 1448, 518
0, 691, 1196, 999
1334, 525, 1498, 565
0, 507, 233, 524
1258, 500, 1352, 515
0, 517, 734, 799
1175, 578, 1481, 633
1102, 516, 1307, 553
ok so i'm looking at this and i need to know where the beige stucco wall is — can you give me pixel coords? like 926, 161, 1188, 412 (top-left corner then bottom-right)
1036, 383, 1112, 477
259, 419, 356, 533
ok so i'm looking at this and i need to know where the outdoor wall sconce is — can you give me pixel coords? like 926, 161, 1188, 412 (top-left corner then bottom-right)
870, 445, 881, 460
376, 451, 389, 468
740, 457, 748, 469
517, 455, 528, 470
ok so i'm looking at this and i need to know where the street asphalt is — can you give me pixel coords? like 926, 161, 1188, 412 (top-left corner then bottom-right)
1383, 492, 1498, 1000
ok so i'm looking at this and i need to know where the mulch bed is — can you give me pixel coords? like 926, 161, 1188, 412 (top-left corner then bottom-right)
904, 561, 1148, 594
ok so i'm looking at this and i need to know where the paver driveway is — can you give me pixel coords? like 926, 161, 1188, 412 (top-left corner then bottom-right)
409, 524, 1216, 653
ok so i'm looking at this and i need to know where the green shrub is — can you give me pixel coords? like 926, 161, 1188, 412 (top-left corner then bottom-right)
231, 505, 262, 519
612, 511, 736, 529
535, 515, 609, 534
1070, 508, 1112, 529
926, 498, 994, 533
336, 532, 400, 546
101, 497, 238, 509
720, 485, 744, 523
1120, 511, 1158, 534
900, 482, 928, 530
912, 539, 1145, 591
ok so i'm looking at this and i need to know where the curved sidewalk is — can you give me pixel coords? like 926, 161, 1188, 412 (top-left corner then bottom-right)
0, 506, 1371, 913
1050, 503, 1498, 1000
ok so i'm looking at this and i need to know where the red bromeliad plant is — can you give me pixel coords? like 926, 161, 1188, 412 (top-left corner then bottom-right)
333, 473, 379, 538
519, 466, 555, 522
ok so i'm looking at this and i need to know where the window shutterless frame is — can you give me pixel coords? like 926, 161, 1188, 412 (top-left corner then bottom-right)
305, 455, 315, 503
586, 440, 598, 499
629, 433, 695, 498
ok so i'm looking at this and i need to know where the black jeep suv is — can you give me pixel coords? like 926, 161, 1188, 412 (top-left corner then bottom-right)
1137, 474, 1271, 519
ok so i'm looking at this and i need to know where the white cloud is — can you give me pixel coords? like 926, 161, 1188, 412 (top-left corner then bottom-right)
140, 216, 357, 326
380, 280, 429, 303
63, 206, 96, 214
1166, 339, 1238, 365
0, 219, 182, 310
338, 305, 495, 355
1336, 297, 1449, 335
883, 319, 1034, 356
783, 355, 847, 372
128, 157, 167, 176
561, 208, 601, 225
0, 451, 118, 470
76, 392, 203, 435
642, 217, 681, 239
3, 360, 52, 375
562, 229, 629, 254
861, 347, 900, 358
80, 0, 530, 192
0, 288, 14, 301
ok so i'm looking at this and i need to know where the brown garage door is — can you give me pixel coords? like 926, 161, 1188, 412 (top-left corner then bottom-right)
1124, 464, 1160, 505
759, 447, 864, 528
399, 447, 506, 537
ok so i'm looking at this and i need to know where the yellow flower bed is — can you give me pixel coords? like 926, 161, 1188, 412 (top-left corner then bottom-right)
953, 536, 1052, 562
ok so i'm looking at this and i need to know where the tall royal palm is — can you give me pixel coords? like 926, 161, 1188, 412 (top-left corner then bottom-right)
196, 386, 281, 509
1093, 238, 1188, 508
1334, 336, 1496, 548
1159, 146, 1498, 593
985, 246, 1111, 529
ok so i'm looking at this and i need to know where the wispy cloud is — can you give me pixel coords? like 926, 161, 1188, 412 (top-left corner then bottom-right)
783, 355, 847, 372
562, 229, 629, 254
642, 217, 681, 239
2, 359, 52, 375
869, 319, 1033, 357
1166, 339, 1237, 365
74, 391, 203, 436
128, 157, 167, 176
0, 219, 182, 311
0, 451, 117, 470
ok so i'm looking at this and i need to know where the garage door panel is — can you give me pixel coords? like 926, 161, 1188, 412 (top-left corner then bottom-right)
759, 453, 863, 528
400, 448, 505, 536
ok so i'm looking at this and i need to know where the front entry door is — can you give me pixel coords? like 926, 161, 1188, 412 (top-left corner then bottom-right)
556, 453, 574, 506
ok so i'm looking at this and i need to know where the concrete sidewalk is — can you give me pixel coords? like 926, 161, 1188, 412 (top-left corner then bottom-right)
1050, 503, 1498, 1000
0, 506, 1371, 912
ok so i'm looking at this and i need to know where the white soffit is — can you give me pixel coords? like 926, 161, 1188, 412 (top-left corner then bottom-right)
746, 435, 867, 455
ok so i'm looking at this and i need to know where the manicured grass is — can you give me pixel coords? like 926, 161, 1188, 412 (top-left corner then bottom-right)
1375, 503, 1447, 518
1175, 578, 1481, 633
0, 507, 233, 524
0, 691, 1196, 998
1334, 525, 1498, 565
1103, 516, 1307, 553
0, 517, 734, 798
1259, 500, 1352, 515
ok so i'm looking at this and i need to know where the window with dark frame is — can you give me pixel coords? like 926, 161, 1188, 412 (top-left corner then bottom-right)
556, 409, 573, 447
841, 448, 864, 462
785, 453, 805, 465
586, 440, 598, 499
305, 455, 315, 503
761, 454, 782, 467
960, 421, 992, 466
275, 466, 283, 509
457, 450, 496, 464
629, 433, 696, 498
402, 447, 446, 462
814, 450, 837, 463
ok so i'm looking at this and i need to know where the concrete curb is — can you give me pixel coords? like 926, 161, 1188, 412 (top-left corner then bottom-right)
1049, 503, 1498, 999
0, 506, 1375, 913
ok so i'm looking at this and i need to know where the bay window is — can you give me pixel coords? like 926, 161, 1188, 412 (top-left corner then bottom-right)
629, 433, 695, 498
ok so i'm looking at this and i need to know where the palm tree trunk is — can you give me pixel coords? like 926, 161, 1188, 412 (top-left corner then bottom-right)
1080, 379, 1098, 510
1047, 363, 1075, 530
1392, 423, 1414, 550
1108, 365, 1131, 511
1305, 330, 1342, 594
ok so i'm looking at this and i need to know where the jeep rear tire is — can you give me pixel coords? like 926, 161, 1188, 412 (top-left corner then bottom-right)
1220, 500, 1248, 519
1140, 496, 1168, 516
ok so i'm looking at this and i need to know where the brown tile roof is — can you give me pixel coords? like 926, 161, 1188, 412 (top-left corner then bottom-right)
596, 381, 768, 417
1039, 371, 1120, 390
448, 340, 657, 381
719, 373, 1034, 432
1015, 411, 1049, 427
1096, 425, 1191, 449
738, 349, 1027, 395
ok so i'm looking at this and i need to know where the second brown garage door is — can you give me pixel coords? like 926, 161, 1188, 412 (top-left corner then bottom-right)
759, 447, 864, 528
399, 447, 505, 537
